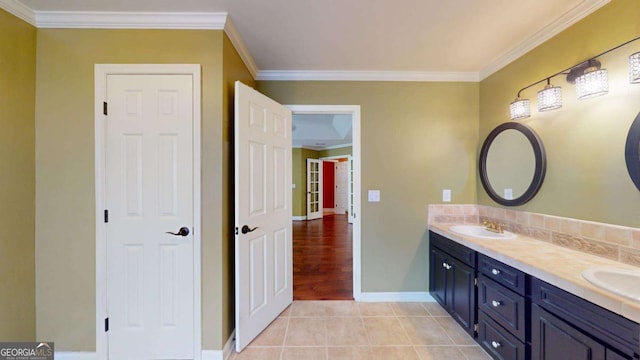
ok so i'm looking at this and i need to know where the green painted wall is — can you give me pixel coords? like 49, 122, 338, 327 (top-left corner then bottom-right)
319, 146, 352, 158
257, 81, 479, 292
479, 0, 640, 227
34, 28, 230, 350
0, 9, 36, 341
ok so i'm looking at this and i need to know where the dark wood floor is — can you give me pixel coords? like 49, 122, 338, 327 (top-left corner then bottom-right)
293, 214, 353, 300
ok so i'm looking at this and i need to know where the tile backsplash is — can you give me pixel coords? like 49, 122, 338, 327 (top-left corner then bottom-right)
428, 204, 640, 267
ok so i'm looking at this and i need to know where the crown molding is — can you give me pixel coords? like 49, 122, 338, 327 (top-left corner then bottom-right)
0, 0, 36, 25
479, 0, 611, 80
34, 11, 227, 29
223, 16, 258, 78
256, 70, 479, 82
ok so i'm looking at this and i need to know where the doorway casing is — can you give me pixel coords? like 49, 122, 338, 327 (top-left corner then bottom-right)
287, 105, 362, 300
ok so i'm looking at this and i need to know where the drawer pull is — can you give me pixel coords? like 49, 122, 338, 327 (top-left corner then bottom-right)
491, 300, 502, 307
491, 340, 501, 349
491, 268, 501, 275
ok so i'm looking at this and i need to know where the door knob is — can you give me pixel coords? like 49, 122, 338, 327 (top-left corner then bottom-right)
241, 225, 258, 234
166, 227, 190, 236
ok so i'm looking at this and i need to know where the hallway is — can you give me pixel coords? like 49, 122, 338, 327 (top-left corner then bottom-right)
293, 214, 353, 300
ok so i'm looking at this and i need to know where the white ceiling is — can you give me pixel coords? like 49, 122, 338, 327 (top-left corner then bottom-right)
292, 114, 352, 150
10, 0, 609, 81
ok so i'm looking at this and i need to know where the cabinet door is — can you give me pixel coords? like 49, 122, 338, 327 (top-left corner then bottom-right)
430, 247, 448, 307
449, 257, 476, 336
532, 304, 605, 360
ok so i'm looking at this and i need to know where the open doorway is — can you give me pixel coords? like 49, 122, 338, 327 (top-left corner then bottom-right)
287, 105, 361, 301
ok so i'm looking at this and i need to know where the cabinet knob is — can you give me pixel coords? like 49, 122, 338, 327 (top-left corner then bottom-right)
491, 340, 501, 349
491, 268, 501, 275
491, 300, 502, 307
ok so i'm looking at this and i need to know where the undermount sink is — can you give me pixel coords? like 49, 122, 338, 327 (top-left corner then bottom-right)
448, 225, 517, 240
582, 267, 640, 302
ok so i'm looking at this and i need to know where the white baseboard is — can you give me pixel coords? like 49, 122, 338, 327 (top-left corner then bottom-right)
54, 353, 97, 360
223, 329, 235, 360
202, 329, 235, 360
292, 216, 307, 221
359, 292, 435, 302
201, 349, 222, 360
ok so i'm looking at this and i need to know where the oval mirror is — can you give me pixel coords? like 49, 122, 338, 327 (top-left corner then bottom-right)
479, 122, 546, 206
625, 112, 640, 192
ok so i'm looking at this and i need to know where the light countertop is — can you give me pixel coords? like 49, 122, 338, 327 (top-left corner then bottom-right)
429, 223, 640, 324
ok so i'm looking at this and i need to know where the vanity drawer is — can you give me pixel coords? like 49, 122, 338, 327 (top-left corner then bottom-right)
478, 311, 526, 360
478, 253, 525, 295
478, 274, 526, 341
430, 231, 476, 267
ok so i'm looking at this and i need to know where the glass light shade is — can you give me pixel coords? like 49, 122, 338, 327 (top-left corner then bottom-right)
629, 52, 640, 83
509, 98, 530, 120
576, 67, 608, 100
537, 84, 562, 112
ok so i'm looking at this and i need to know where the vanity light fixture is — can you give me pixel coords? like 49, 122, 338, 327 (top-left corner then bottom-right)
510, 97, 530, 120
537, 79, 562, 111
574, 60, 608, 100
507, 35, 640, 120
629, 51, 640, 83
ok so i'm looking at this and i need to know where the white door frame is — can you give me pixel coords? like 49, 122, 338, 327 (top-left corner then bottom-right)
286, 105, 362, 300
94, 64, 202, 360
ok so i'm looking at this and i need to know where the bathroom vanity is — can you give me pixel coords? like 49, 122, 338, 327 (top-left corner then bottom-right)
429, 227, 640, 360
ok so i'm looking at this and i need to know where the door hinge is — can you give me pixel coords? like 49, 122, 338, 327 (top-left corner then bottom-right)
474, 277, 478, 286
474, 323, 478, 332
105, 317, 109, 332
104, 209, 109, 223
103, 101, 108, 115
235, 227, 239, 235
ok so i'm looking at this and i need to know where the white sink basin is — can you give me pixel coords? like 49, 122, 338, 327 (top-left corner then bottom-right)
582, 267, 640, 302
448, 225, 517, 240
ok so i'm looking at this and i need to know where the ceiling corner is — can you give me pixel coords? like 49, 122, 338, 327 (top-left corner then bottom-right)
224, 16, 259, 79
479, 0, 611, 80
0, 0, 36, 25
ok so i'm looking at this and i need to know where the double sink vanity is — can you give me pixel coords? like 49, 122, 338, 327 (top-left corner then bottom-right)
428, 223, 640, 360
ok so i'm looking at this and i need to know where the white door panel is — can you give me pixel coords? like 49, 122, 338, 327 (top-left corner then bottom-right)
335, 162, 349, 214
235, 81, 293, 351
106, 74, 194, 360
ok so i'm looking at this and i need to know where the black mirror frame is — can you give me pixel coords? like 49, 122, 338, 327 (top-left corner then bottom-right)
479, 122, 547, 206
625, 112, 640, 192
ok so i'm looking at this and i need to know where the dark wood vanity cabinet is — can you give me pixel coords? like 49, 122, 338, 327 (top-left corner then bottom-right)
429, 232, 477, 337
530, 278, 640, 360
428, 231, 640, 360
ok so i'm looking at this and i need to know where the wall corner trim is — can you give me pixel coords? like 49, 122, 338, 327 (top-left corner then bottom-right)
479, 0, 611, 80
0, 0, 36, 25
359, 292, 435, 302
34, 10, 227, 29
256, 70, 480, 82
224, 17, 258, 79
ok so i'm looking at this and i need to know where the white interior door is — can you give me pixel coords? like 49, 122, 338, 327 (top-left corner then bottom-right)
335, 162, 349, 214
306, 159, 323, 220
234, 81, 293, 352
105, 74, 195, 359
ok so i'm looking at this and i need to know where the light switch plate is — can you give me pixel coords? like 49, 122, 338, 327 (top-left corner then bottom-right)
292, 183, 296, 189
368, 190, 381, 202
443, 189, 451, 202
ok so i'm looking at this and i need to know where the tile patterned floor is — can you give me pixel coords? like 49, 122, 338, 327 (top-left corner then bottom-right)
230, 301, 492, 360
